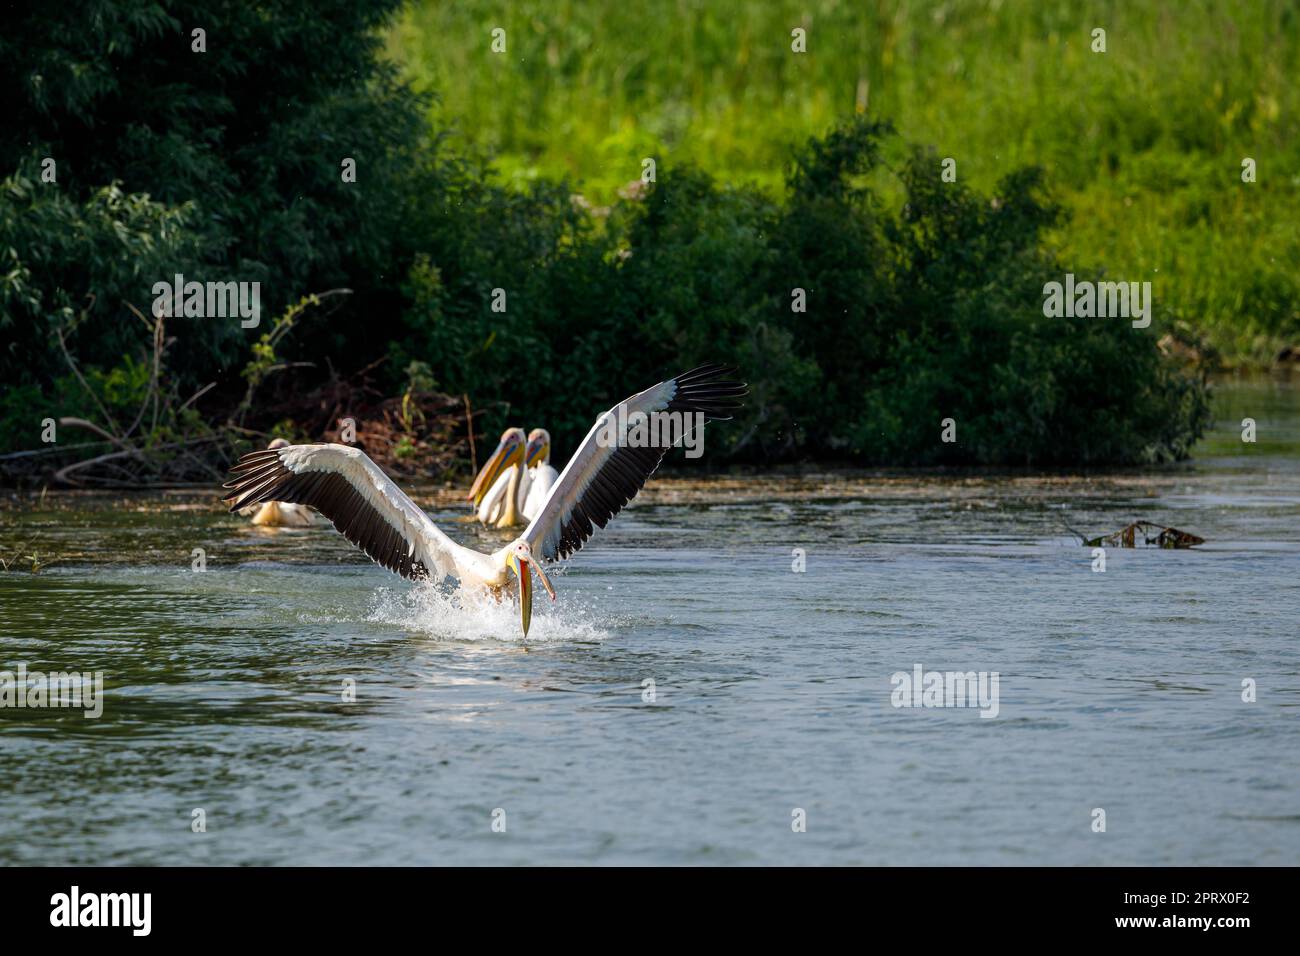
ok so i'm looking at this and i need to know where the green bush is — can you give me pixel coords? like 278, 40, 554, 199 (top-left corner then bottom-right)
0, 166, 199, 366
397, 118, 1211, 465
0, 0, 422, 428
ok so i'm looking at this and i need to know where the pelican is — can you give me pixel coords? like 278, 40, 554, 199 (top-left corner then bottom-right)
239, 439, 316, 527
467, 427, 529, 528
522, 428, 557, 521
223, 364, 745, 636
469, 427, 559, 527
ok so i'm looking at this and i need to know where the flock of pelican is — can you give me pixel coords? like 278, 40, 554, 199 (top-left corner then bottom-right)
224, 365, 745, 635
467, 427, 558, 528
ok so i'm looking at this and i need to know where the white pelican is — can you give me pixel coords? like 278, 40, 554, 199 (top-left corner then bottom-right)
239, 439, 316, 527
469, 427, 559, 527
522, 428, 557, 521
223, 364, 745, 635
467, 427, 529, 528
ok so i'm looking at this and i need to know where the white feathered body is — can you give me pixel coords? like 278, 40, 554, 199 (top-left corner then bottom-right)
248, 501, 316, 527
522, 463, 558, 521
476, 464, 531, 526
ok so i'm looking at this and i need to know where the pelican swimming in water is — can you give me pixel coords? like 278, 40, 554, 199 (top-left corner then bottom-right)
522, 428, 558, 521
468, 427, 559, 528
239, 439, 316, 527
223, 365, 745, 635
467, 427, 528, 528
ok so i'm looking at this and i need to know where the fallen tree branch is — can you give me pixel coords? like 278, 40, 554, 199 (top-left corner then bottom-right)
52, 436, 222, 486
58, 417, 131, 450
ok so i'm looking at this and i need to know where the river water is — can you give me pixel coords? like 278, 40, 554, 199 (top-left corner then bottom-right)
1, 377, 1297, 864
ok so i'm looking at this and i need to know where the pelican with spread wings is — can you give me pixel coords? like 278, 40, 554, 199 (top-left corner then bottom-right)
223, 365, 745, 635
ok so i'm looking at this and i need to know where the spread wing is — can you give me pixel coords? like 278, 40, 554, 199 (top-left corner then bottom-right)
223, 443, 483, 581
521, 364, 746, 563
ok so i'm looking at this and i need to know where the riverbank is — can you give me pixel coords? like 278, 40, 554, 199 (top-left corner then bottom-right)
2, 372, 1295, 500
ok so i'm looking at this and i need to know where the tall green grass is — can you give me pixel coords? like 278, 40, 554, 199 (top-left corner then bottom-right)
386, 0, 1300, 363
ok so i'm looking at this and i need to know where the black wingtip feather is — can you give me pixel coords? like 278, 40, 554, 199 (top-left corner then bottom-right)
223, 453, 429, 581
539, 364, 747, 563
666, 364, 749, 421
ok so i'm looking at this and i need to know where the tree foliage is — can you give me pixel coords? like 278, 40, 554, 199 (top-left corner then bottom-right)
1, 2, 1210, 470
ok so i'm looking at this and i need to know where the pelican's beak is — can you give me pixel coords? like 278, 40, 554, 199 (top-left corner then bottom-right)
533, 559, 556, 602
525, 438, 550, 468
510, 552, 556, 638
511, 553, 532, 637
468, 439, 522, 507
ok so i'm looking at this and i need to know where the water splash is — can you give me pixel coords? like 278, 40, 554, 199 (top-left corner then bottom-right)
364, 581, 614, 644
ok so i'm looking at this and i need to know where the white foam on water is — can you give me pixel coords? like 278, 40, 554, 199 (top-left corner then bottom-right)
363, 581, 615, 644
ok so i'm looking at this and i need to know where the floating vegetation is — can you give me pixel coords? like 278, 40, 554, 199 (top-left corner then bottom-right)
1074, 521, 1206, 549
0, 541, 57, 573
